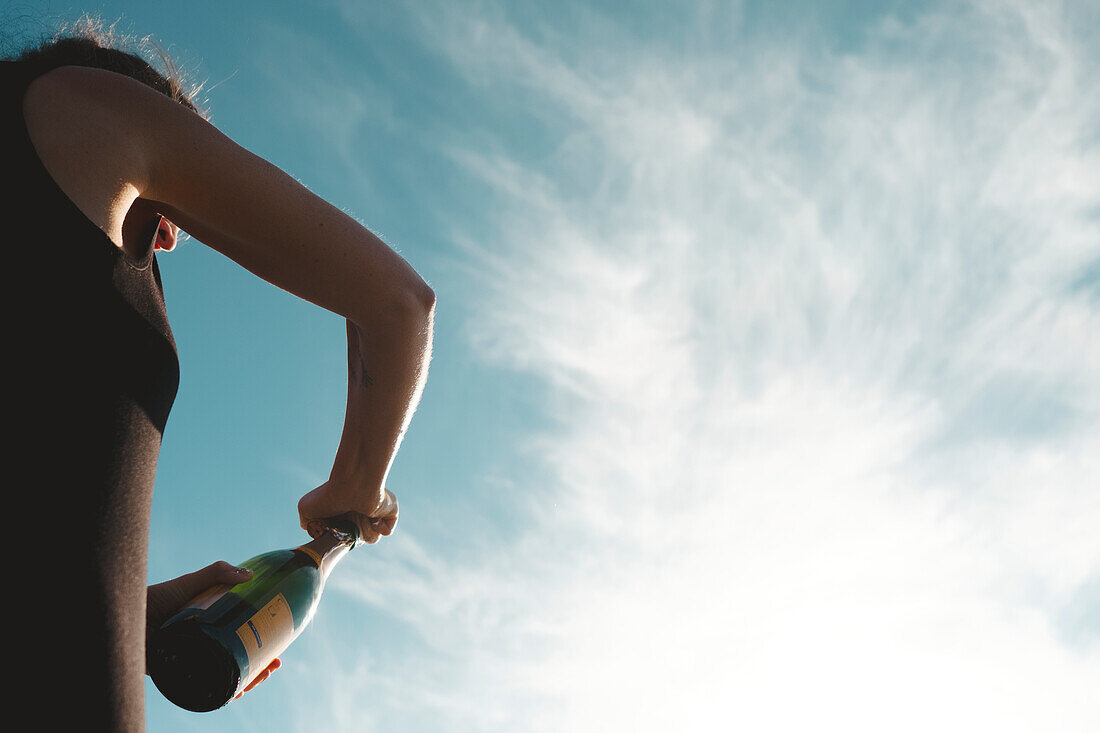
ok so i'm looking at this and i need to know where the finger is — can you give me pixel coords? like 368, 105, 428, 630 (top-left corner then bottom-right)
241, 669, 270, 693
147, 562, 253, 634
192, 561, 252, 590
358, 520, 382, 545
368, 514, 397, 536
160, 561, 250, 605
370, 489, 399, 519
209, 560, 252, 581
339, 511, 381, 544
240, 659, 280, 694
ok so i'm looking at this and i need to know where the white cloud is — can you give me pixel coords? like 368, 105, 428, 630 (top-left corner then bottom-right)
320, 1, 1100, 730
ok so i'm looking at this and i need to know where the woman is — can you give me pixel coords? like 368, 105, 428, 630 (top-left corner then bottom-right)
3, 20, 433, 731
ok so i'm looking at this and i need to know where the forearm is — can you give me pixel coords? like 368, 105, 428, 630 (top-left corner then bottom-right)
328, 293, 435, 506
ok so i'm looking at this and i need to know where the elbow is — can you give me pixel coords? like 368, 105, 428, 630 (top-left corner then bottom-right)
412, 277, 436, 314
377, 276, 435, 335
349, 257, 435, 335
402, 275, 436, 325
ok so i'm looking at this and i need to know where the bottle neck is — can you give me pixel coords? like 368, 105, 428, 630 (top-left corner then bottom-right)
297, 529, 355, 578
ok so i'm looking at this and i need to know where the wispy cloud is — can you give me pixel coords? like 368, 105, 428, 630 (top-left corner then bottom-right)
312, 1, 1100, 730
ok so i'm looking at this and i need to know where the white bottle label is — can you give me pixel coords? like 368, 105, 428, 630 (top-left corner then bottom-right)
235, 593, 295, 683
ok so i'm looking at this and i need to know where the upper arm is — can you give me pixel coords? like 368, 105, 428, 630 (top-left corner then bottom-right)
57, 66, 433, 325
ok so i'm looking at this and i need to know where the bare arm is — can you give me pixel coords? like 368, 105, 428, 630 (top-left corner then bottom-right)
297, 313, 434, 541
35, 66, 434, 538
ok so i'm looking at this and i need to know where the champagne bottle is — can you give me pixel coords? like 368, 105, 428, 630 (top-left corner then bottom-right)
147, 516, 360, 712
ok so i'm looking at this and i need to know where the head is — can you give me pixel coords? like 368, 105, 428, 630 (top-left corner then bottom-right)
6, 15, 205, 251
8, 15, 205, 115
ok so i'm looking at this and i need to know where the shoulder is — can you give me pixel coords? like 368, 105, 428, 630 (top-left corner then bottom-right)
23, 64, 243, 197
23, 64, 184, 176
23, 64, 167, 166
21, 65, 183, 244
23, 64, 151, 127
24, 63, 217, 169
24, 63, 177, 114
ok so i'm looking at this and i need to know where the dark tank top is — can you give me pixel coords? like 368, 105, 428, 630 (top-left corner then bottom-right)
2, 60, 179, 731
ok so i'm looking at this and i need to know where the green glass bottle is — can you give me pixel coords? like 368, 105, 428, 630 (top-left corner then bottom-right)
147, 516, 360, 712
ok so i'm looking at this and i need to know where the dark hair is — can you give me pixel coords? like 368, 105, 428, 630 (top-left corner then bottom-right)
5, 15, 206, 118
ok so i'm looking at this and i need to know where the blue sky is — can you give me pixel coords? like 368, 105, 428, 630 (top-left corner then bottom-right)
5, 0, 1100, 730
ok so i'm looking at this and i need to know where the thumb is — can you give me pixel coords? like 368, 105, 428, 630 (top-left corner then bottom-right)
147, 561, 252, 630
183, 561, 253, 595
